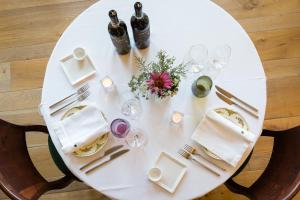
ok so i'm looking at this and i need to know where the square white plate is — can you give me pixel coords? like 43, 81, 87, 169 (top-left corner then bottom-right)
152, 152, 187, 193
60, 54, 96, 86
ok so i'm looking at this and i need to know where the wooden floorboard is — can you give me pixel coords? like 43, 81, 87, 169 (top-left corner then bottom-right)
0, 0, 299, 199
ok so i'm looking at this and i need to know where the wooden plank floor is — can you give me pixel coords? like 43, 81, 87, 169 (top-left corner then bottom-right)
0, 0, 299, 199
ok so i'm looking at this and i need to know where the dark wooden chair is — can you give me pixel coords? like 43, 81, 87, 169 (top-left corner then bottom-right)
0, 119, 76, 200
225, 126, 300, 200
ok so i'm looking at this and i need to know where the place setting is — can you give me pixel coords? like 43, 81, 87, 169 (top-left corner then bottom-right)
39, 0, 265, 199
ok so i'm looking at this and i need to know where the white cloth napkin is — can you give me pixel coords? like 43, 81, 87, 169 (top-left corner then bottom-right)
54, 104, 109, 154
191, 109, 256, 167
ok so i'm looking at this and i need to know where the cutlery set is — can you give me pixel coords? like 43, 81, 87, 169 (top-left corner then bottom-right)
178, 144, 226, 177
49, 84, 90, 116
80, 145, 130, 174
183, 144, 226, 172
178, 149, 220, 176
215, 85, 259, 118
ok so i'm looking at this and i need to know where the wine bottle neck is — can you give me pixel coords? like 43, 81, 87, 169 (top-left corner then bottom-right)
135, 10, 143, 18
109, 10, 120, 26
111, 17, 119, 26
135, 12, 144, 19
134, 2, 143, 18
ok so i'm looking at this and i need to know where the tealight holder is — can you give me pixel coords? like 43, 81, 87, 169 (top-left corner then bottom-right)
101, 76, 115, 92
170, 111, 184, 125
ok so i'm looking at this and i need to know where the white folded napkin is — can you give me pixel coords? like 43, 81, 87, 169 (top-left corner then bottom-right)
191, 110, 256, 167
54, 104, 109, 154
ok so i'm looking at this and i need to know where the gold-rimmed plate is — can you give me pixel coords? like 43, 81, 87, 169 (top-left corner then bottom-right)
202, 108, 249, 160
61, 105, 109, 157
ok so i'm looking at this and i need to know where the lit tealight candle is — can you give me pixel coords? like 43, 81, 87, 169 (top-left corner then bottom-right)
101, 76, 114, 91
171, 111, 184, 124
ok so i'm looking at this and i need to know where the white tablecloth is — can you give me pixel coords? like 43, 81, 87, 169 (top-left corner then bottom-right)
40, 0, 266, 199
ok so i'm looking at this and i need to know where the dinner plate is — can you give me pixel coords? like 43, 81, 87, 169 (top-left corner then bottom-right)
202, 107, 249, 160
61, 105, 109, 157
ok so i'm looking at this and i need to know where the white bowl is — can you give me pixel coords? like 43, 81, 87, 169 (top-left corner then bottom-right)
148, 167, 162, 182
73, 47, 86, 61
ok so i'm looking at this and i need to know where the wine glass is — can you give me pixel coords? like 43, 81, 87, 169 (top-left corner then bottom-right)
212, 44, 231, 70
203, 44, 231, 80
187, 44, 208, 73
121, 92, 143, 120
110, 118, 147, 148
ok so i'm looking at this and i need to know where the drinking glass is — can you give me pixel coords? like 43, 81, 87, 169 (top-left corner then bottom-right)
121, 91, 143, 120
191, 75, 213, 98
125, 128, 147, 148
202, 44, 231, 80
110, 118, 130, 138
187, 44, 208, 73
121, 97, 142, 120
212, 44, 231, 70
110, 118, 147, 148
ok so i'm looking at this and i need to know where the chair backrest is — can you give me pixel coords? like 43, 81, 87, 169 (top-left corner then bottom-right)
225, 126, 300, 200
0, 119, 73, 200
249, 127, 300, 200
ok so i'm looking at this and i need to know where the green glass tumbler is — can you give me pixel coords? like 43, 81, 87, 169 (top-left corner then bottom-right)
191, 75, 213, 98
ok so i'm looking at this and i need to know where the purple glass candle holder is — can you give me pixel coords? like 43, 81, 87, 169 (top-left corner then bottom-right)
110, 118, 130, 138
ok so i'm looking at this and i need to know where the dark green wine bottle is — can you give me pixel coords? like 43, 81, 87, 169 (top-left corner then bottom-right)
108, 10, 131, 55
130, 2, 150, 49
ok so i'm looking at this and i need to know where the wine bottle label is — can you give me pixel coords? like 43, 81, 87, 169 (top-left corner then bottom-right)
110, 34, 130, 54
134, 27, 150, 42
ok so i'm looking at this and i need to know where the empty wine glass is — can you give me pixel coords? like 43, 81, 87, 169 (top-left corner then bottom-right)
203, 44, 231, 80
212, 44, 231, 70
187, 44, 208, 73
121, 95, 142, 120
125, 128, 147, 148
110, 118, 147, 148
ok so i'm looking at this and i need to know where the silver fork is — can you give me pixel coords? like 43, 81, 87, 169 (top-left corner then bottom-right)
50, 91, 90, 116
184, 144, 226, 171
49, 84, 89, 109
178, 149, 220, 176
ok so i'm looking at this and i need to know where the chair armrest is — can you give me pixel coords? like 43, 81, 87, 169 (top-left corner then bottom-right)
23, 125, 49, 134
225, 179, 250, 197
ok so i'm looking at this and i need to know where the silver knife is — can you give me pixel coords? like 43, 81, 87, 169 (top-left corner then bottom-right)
80, 145, 123, 171
85, 149, 130, 174
215, 85, 258, 113
216, 91, 259, 119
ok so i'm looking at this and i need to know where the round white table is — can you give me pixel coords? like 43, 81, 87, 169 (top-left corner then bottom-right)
41, 0, 266, 199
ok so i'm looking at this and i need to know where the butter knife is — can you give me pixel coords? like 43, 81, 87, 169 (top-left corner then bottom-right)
85, 149, 130, 174
80, 145, 123, 171
215, 85, 258, 113
216, 91, 259, 118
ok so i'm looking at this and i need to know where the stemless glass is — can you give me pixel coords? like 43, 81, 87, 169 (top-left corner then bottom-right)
110, 118, 147, 148
110, 118, 130, 138
187, 44, 208, 73
191, 75, 213, 98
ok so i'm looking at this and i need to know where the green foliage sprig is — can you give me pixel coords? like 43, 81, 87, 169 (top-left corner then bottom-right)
128, 50, 187, 99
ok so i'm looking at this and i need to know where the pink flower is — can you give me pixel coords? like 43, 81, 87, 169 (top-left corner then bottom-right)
146, 72, 173, 95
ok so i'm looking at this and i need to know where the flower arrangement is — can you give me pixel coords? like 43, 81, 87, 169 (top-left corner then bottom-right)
128, 50, 187, 99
